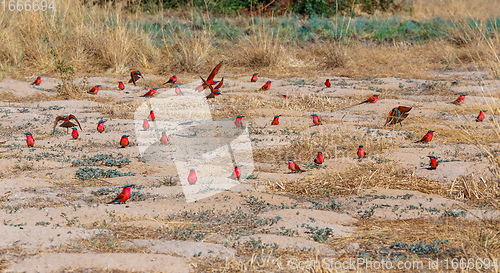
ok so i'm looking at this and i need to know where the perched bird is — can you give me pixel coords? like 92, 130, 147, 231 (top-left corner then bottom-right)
118, 81, 125, 90
31, 77, 41, 86
357, 145, 366, 158
451, 94, 466, 105
385, 106, 412, 126
71, 127, 79, 139
415, 130, 434, 143
282, 95, 288, 99
251, 73, 258, 82
88, 85, 100, 95
314, 151, 323, 165
107, 184, 134, 204
129, 70, 144, 86
231, 165, 241, 179
259, 81, 271, 91
148, 110, 155, 121
143, 119, 150, 130
311, 114, 322, 126
53, 115, 82, 133
288, 159, 305, 173
235, 115, 244, 127
25, 132, 34, 147
160, 131, 168, 145
271, 115, 281, 125
188, 169, 197, 185
195, 61, 223, 91
165, 75, 177, 84
359, 94, 379, 104
97, 120, 105, 133
427, 155, 438, 170
174, 86, 183, 95
325, 79, 331, 87
476, 110, 486, 122
120, 135, 129, 148
141, 88, 157, 97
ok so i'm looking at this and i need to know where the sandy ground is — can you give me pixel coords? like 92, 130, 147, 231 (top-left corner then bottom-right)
0, 71, 499, 272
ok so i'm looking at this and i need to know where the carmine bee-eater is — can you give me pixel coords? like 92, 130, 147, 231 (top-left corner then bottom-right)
143, 119, 150, 130
259, 81, 271, 90
199, 75, 222, 99
251, 73, 258, 82
195, 61, 223, 91
427, 155, 438, 170
231, 165, 242, 179
359, 94, 379, 104
311, 114, 322, 125
165, 75, 177, 84
25, 132, 34, 147
325, 79, 331, 87
107, 184, 134, 204
385, 106, 412, 126
357, 145, 366, 158
141, 88, 157, 97
271, 115, 281, 125
188, 168, 197, 185
97, 120, 105, 133
235, 115, 244, 127
71, 127, 79, 139
314, 151, 323, 165
31, 77, 41, 86
118, 81, 125, 90
174, 86, 183, 95
120, 135, 129, 148
148, 110, 155, 121
129, 70, 144, 86
288, 159, 305, 173
451, 94, 466, 105
88, 85, 100, 95
476, 110, 486, 122
282, 95, 288, 99
160, 131, 168, 144
54, 115, 82, 133
415, 130, 434, 143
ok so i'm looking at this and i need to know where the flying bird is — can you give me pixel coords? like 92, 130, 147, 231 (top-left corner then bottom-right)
451, 94, 466, 105
53, 115, 82, 133
188, 169, 197, 185
357, 145, 366, 158
231, 165, 241, 179
141, 88, 157, 97
259, 81, 271, 91
118, 81, 125, 90
200, 75, 222, 99
31, 77, 41, 86
160, 131, 168, 144
288, 159, 305, 173
427, 155, 438, 170
195, 61, 223, 91
25, 132, 34, 147
415, 130, 434, 143
71, 127, 79, 139
325, 79, 331, 87
251, 73, 258, 82
311, 114, 322, 125
235, 115, 244, 127
359, 94, 379, 104
88, 85, 100, 95
384, 106, 412, 126
476, 110, 486, 122
120, 135, 129, 148
314, 151, 323, 165
129, 70, 144, 86
271, 115, 281, 125
97, 120, 105, 133
107, 184, 134, 204
165, 75, 177, 84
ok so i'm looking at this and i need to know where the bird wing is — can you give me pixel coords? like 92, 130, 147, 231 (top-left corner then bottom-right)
207, 61, 223, 82
214, 77, 224, 90
129, 72, 137, 85
397, 106, 412, 113
200, 76, 215, 94
53, 116, 64, 131
68, 114, 82, 130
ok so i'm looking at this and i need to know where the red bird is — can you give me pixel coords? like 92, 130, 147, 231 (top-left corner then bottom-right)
385, 106, 412, 126
160, 131, 168, 144
231, 165, 242, 179
357, 145, 366, 158
415, 130, 434, 143
325, 79, 331, 87
200, 76, 222, 99
53, 115, 82, 133
97, 120, 105, 133
282, 95, 288, 99
25, 132, 34, 147
129, 70, 144, 86
88, 85, 100, 95
174, 86, 183, 95
107, 184, 134, 204
148, 110, 155, 121
314, 151, 323, 165
195, 61, 223, 91
188, 169, 197, 185
71, 127, 79, 139
288, 159, 305, 173
235, 115, 244, 127
31, 77, 41, 86
271, 115, 281, 125
118, 81, 125, 90
165, 75, 177, 84
120, 135, 129, 148
476, 110, 486, 122
451, 94, 466, 105
427, 156, 438, 170
260, 81, 271, 91
251, 73, 258, 82
143, 119, 150, 130
311, 114, 322, 125
141, 88, 157, 97
359, 94, 379, 104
